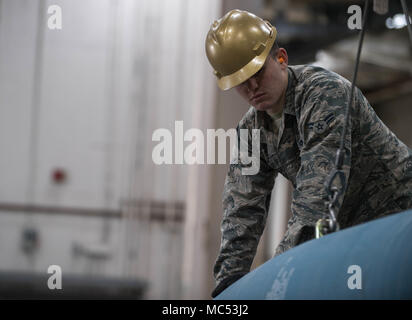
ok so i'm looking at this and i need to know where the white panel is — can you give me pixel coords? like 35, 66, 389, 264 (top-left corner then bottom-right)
152, 0, 182, 202
0, 0, 40, 203
0, 0, 220, 205
182, 0, 222, 299
110, 0, 138, 207
33, 0, 113, 208
0, 211, 123, 277
120, 0, 222, 298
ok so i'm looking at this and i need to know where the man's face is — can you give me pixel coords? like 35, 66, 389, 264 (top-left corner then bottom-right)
234, 52, 288, 113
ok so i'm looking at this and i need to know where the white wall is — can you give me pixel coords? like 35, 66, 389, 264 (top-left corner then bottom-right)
0, 0, 220, 299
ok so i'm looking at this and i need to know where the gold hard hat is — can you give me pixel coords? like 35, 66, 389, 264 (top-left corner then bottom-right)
205, 9, 277, 91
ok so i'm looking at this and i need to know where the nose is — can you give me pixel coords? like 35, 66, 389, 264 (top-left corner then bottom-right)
246, 76, 258, 92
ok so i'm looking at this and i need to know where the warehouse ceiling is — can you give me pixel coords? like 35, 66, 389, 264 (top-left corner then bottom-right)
257, 0, 412, 103
262, 0, 410, 62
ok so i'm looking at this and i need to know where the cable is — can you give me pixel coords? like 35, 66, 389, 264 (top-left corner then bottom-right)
321, 0, 370, 238
338, 0, 370, 163
400, 0, 412, 51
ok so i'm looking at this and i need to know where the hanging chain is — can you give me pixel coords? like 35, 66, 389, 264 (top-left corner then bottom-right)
316, 171, 343, 238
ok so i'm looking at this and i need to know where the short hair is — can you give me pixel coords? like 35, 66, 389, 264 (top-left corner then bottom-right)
269, 41, 279, 58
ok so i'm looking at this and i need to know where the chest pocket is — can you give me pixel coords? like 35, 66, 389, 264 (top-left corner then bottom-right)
264, 117, 302, 186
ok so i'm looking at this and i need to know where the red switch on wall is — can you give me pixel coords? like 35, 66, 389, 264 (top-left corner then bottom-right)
52, 168, 67, 184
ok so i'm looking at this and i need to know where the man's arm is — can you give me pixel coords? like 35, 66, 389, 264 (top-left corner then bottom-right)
276, 74, 353, 255
213, 121, 277, 297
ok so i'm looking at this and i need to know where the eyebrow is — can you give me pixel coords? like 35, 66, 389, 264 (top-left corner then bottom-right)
252, 65, 264, 78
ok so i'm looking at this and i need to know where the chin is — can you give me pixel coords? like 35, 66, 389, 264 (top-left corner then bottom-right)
253, 102, 272, 111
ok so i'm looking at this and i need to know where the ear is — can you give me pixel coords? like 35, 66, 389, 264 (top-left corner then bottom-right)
277, 48, 288, 66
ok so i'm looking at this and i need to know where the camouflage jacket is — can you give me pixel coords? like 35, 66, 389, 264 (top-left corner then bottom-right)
214, 65, 412, 287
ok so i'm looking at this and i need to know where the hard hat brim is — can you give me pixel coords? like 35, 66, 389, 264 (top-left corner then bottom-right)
217, 26, 277, 91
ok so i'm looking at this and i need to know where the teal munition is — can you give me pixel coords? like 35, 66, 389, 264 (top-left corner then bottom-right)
216, 210, 412, 299
214, 65, 412, 292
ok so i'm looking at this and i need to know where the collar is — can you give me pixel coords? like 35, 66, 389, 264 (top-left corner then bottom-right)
283, 66, 297, 116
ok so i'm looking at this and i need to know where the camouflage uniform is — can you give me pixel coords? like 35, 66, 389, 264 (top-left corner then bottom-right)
213, 65, 412, 292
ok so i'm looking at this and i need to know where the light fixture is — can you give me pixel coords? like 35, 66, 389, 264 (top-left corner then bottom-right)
386, 13, 411, 29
